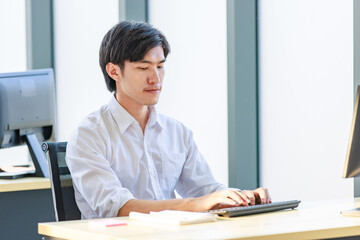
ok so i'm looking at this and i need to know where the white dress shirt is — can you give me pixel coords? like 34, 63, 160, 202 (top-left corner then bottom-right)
66, 95, 226, 219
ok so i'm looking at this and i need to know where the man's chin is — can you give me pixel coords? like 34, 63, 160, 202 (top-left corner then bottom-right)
145, 99, 159, 106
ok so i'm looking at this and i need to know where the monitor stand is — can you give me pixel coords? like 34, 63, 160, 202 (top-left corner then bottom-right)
24, 133, 49, 178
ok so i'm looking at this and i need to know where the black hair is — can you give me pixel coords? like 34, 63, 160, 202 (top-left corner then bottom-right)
99, 21, 170, 92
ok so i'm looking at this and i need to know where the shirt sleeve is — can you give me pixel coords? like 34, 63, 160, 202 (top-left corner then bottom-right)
175, 130, 227, 198
66, 124, 135, 219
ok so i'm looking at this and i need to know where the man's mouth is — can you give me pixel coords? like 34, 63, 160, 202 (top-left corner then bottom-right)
144, 88, 161, 93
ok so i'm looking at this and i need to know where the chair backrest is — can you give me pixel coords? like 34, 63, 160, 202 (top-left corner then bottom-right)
42, 142, 81, 221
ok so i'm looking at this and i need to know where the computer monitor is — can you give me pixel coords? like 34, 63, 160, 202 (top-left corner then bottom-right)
341, 85, 360, 216
0, 68, 55, 178
343, 85, 360, 178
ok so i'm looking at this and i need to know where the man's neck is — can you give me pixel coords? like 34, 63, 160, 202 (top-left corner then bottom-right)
115, 93, 149, 133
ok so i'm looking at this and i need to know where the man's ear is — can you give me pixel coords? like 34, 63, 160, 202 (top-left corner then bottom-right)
106, 62, 122, 82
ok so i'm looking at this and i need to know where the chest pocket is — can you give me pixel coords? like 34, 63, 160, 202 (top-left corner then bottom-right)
161, 152, 186, 190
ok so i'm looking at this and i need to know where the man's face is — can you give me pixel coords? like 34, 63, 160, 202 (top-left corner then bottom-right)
116, 46, 165, 107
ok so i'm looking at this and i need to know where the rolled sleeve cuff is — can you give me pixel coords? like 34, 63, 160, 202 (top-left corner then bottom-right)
108, 188, 135, 217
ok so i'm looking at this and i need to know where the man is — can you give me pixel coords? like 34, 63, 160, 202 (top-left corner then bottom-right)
66, 21, 271, 219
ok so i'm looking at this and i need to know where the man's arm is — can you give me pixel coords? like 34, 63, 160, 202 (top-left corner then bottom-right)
118, 188, 271, 216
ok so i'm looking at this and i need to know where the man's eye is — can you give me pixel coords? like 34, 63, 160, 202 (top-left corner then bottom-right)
157, 65, 164, 69
138, 67, 148, 70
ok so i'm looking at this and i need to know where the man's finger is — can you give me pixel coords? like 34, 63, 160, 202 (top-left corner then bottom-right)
265, 188, 272, 203
240, 190, 256, 205
221, 195, 245, 207
256, 188, 268, 204
228, 191, 249, 206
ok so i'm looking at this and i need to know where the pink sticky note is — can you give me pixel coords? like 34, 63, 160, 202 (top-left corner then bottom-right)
88, 219, 127, 230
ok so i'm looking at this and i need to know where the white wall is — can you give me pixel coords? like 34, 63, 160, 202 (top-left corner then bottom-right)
149, 0, 228, 186
0, 0, 28, 166
0, 0, 26, 73
259, 0, 354, 201
54, 0, 118, 141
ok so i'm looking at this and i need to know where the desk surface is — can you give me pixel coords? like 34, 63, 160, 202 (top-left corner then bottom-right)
0, 177, 50, 192
38, 198, 360, 240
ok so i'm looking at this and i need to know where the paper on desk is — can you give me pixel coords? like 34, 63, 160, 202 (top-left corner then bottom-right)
129, 210, 217, 225
0, 165, 35, 173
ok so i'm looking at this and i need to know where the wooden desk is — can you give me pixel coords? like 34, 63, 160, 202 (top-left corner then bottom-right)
0, 177, 50, 192
39, 198, 360, 240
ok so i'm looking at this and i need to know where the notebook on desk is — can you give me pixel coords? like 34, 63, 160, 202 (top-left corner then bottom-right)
0, 165, 36, 179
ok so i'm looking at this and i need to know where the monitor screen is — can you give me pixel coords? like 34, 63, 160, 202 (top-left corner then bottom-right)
343, 85, 360, 178
0, 68, 55, 177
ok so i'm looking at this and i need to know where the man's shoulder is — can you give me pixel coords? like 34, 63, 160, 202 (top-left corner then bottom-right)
81, 104, 110, 128
70, 104, 111, 138
67, 104, 113, 153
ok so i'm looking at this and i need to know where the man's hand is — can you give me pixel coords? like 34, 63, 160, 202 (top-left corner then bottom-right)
195, 188, 271, 211
195, 189, 251, 210
193, 187, 271, 211
240, 187, 272, 205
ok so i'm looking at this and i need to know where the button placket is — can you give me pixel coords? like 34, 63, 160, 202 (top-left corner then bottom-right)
144, 127, 163, 200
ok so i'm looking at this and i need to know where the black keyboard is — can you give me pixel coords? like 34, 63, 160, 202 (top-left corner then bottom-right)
206, 200, 301, 217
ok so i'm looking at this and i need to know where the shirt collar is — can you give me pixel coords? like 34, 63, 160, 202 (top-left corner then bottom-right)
148, 105, 166, 130
108, 95, 165, 134
108, 95, 136, 134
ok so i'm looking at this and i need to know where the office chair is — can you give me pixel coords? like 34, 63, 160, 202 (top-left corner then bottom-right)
42, 142, 81, 221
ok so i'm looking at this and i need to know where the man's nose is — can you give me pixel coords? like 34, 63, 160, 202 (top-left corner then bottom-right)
148, 68, 161, 83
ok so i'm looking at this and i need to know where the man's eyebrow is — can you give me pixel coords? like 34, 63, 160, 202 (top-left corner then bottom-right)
137, 59, 166, 64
